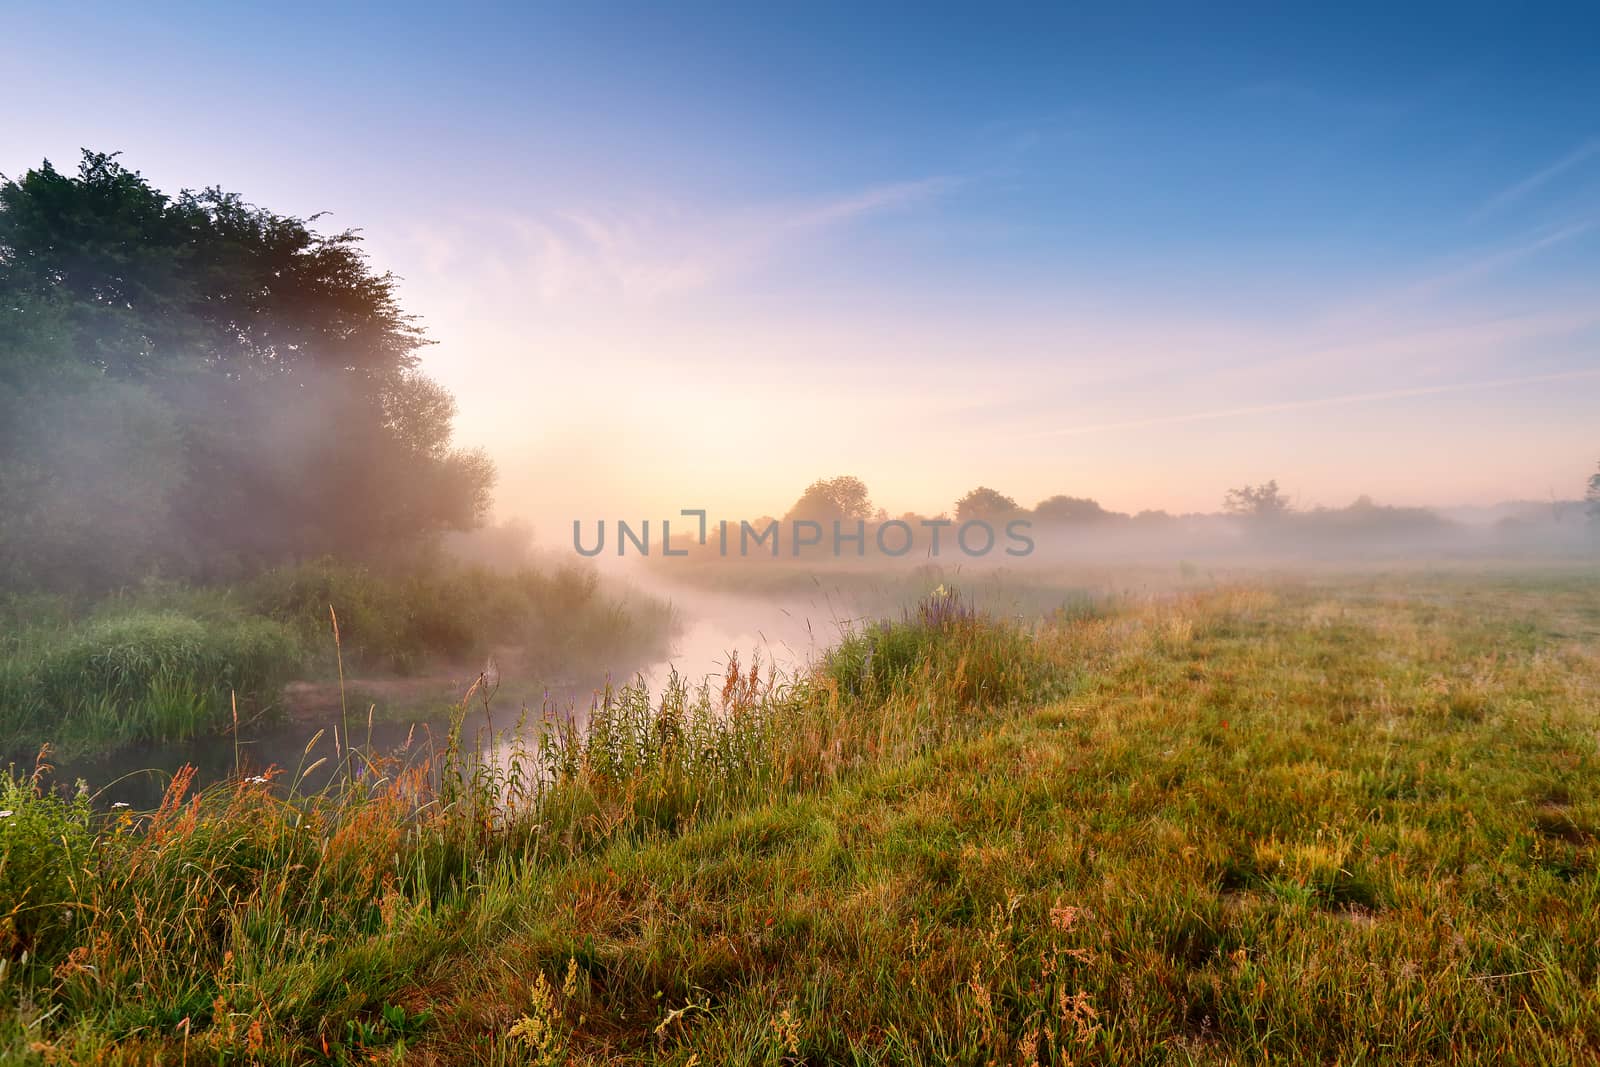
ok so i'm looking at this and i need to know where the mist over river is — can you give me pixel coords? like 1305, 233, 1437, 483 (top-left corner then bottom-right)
42, 577, 869, 809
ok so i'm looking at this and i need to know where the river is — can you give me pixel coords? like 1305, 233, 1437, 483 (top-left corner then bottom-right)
46, 579, 872, 808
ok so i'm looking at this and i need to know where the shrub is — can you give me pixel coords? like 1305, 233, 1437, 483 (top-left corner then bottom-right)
247, 557, 673, 675
0, 770, 94, 960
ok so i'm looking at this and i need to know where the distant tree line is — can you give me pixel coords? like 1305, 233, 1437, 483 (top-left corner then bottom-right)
0, 151, 493, 593
775, 469, 1600, 536
734, 474, 1508, 559
777, 476, 1272, 529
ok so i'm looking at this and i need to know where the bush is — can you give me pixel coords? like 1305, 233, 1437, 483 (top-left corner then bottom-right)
247, 559, 412, 670
247, 557, 673, 675
0, 770, 95, 960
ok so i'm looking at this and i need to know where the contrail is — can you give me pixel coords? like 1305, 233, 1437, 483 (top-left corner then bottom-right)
1033, 366, 1600, 437
1471, 137, 1600, 221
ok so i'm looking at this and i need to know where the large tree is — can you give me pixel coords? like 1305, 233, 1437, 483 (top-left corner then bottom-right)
784, 476, 873, 525
1223, 480, 1292, 520
954, 486, 1021, 522
1588, 461, 1600, 522
0, 151, 493, 590
1032, 494, 1115, 524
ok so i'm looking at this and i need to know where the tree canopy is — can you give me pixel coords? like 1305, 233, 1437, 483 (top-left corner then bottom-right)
1223, 480, 1292, 520
1032, 494, 1114, 524
0, 151, 493, 591
954, 486, 1021, 522
784, 476, 874, 525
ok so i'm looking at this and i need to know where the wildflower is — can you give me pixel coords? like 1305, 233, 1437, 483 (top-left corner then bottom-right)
112, 802, 130, 809
246, 775, 269, 785
0, 810, 13, 818
771, 1008, 802, 1056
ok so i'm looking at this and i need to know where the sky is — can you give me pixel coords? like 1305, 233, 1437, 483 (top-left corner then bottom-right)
5, 2, 1599, 531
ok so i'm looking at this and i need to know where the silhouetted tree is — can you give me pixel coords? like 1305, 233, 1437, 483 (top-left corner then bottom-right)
0, 151, 493, 590
1033, 494, 1115, 524
1588, 462, 1600, 522
954, 486, 1021, 522
785, 476, 873, 525
1223, 480, 1291, 519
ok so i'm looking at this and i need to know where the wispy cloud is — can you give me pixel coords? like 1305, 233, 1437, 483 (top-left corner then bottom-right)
416, 176, 957, 307
783, 177, 956, 230
1322, 218, 1596, 327
1029, 367, 1600, 438
1402, 220, 1593, 299
1471, 137, 1600, 221
1222, 303, 1600, 386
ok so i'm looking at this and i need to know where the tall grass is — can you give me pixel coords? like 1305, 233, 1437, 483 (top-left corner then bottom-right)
0, 612, 300, 753
516, 588, 1055, 852
0, 589, 1049, 1060
247, 557, 673, 676
12, 575, 1590, 1062
0, 558, 676, 758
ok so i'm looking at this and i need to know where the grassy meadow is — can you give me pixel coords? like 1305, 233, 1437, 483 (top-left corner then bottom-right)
2, 567, 1597, 1063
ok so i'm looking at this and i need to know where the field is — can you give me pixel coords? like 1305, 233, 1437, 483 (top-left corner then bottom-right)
3, 567, 1598, 1063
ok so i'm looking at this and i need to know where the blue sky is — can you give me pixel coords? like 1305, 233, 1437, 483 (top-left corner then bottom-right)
6, 3, 1599, 521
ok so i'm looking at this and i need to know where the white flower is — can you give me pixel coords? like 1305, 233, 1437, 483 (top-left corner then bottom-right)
245, 775, 269, 785
112, 802, 131, 809
0, 810, 13, 818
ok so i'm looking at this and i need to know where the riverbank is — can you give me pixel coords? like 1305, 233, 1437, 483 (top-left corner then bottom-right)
4, 571, 1598, 1062
0, 558, 675, 762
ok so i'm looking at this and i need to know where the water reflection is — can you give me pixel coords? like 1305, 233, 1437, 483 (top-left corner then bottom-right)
43, 585, 859, 809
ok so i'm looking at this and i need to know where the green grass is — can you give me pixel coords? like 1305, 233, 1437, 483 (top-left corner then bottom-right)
247, 557, 674, 676
0, 559, 676, 758
3, 571, 1599, 1063
0, 611, 301, 754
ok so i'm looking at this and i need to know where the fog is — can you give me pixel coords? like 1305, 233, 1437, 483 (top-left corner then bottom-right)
550, 490, 1598, 688
3, 147, 1597, 807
